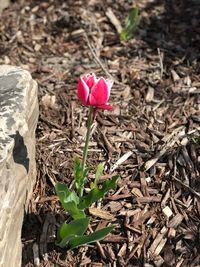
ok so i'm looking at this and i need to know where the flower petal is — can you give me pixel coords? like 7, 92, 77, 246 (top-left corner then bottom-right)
97, 103, 113, 110
77, 77, 89, 105
88, 93, 97, 106
90, 77, 110, 105
106, 79, 114, 91
82, 73, 97, 90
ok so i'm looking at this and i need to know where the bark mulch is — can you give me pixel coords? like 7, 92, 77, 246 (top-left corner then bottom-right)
0, 0, 200, 266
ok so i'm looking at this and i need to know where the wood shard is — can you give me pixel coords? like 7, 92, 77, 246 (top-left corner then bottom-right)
154, 238, 167, 256
145, 86, 154, 102
117, 243, 127, 258
105, 8, 122, 34
111, 151, 133, 172
89, 208, 115, 220
148, 227, 168, 257
131, 187, 144, 197
124, 208, 141, 217
33, 243, 40, 267
103, 235, 127, 243
168, 228, 176, 238
168, 213, 183, 228
162, 206, 173, 218
136, 196, 161, 203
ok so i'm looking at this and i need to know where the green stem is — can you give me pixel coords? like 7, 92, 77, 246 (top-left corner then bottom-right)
82, 107, 94, 172
77, 107, 94, 198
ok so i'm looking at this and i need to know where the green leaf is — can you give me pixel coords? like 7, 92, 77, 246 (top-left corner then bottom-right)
69, 226, 115, 249
74, 157, 82, 181
120, 7, 140, 41
59, 218, 90, 239
56, 235, 75, 248
56, 218, 90, 247
55, 183, 85, 219
79, 176, 119, 209
64, 201, 86, 220
55, 183, 79, 206
94, 162, 105, 187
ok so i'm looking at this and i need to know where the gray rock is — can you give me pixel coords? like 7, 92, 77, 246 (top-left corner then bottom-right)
0, 65, 38, 267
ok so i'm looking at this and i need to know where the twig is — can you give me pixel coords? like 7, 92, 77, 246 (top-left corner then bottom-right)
83, 31, 126, 87
100, 129, 115, 155
145, 126, 200, 171
144, 126, 186, 171
172, 176, 200, 199
157, 48, 164, 79
83, 31, 113, 79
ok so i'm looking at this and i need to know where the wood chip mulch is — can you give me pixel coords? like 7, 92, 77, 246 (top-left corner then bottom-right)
0, 0, 200, 266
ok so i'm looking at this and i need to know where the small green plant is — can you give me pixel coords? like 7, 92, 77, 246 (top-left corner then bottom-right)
120, 7, 140, 41
55, 73, 119, 249
191, 135, 200, 144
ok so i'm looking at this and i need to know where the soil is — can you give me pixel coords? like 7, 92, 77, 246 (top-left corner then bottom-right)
0, 0, 200, 266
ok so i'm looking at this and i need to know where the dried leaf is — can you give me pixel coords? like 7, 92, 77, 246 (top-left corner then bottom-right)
89, 208, 115, 220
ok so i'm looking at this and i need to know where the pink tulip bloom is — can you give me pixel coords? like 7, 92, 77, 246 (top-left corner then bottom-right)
77, 73, 113, 110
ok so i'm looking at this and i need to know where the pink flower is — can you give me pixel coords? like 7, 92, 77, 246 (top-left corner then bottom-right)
77, 73, 113, 110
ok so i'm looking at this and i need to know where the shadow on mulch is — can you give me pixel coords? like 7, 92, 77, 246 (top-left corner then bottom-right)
22, 213, 52, 266
22, 211, 83, 267
22, 212, 71, 267
140, 0, 200, 62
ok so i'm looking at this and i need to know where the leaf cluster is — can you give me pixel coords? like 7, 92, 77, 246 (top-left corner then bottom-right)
120, 7, 140, 41
55, 158, 119, 248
